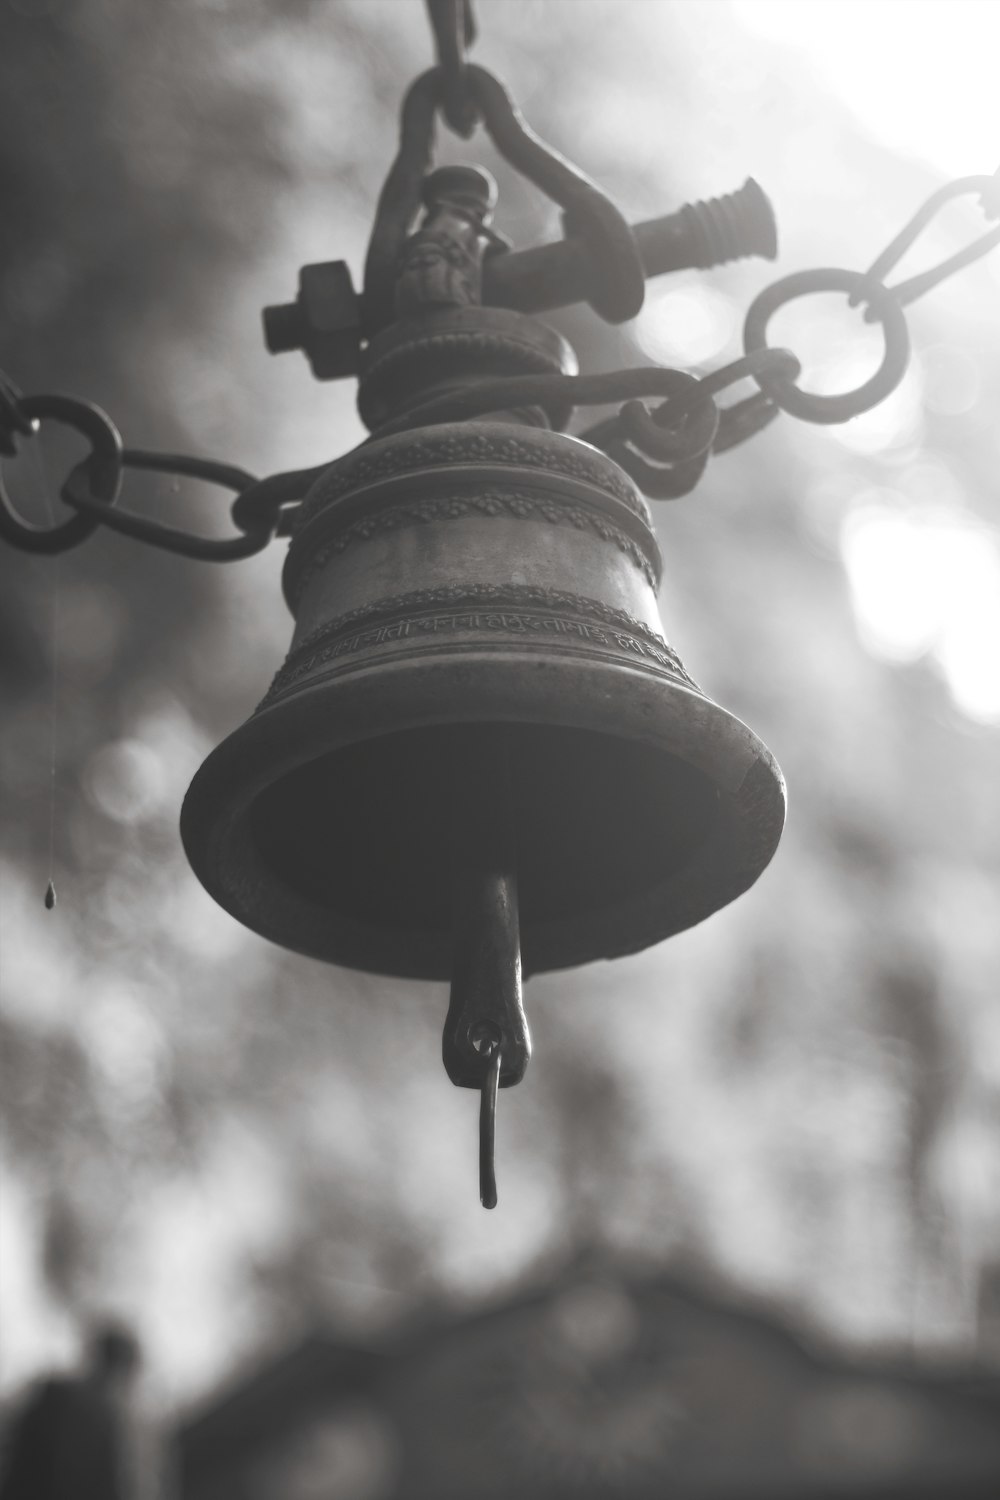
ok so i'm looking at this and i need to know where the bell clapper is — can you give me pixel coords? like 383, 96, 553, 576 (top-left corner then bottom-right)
442, 729, 531, 1209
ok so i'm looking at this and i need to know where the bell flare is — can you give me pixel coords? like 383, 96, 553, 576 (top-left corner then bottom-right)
181, 651, 784, 982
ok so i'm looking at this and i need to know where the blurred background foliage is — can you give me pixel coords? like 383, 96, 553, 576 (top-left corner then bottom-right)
1, 0, 999, 1421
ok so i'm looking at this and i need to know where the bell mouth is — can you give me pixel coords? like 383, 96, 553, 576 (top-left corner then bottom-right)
181, 653, 785, 981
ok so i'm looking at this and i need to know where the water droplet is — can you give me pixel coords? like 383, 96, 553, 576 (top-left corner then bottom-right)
44, 880, 56, 910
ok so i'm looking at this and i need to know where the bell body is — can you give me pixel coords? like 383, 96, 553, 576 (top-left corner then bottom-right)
181, 421, 785, 980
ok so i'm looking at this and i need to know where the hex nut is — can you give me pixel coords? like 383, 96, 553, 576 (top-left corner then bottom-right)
262, 261, 363, 381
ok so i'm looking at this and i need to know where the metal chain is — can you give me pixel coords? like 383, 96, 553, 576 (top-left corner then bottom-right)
737, 167, 999, 428
742, 269, 911, 425
0, 386, 296, 559
61, 450, 275, 561
365, 348, 801, 497
0, 4, 997, 555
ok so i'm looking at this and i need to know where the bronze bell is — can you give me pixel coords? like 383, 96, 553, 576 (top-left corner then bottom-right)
182, 419, 784, 976
181, 166, 785, 1205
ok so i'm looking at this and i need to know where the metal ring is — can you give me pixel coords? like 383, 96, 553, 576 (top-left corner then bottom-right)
0, 394, 122, 554
743, 268, 910, 424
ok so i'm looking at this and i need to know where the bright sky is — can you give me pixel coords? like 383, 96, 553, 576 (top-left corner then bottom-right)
734, 0, 1000, 178
737, 0, 1000, 724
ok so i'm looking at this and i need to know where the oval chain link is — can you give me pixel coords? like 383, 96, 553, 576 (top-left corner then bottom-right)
0, 395, 123, 554
855, 169, 1000, 314
743, 269, 911, 424
60, 450, 280, 561
426, 0, 478, 137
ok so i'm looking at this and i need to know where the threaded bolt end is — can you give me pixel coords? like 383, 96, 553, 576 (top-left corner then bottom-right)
678, 178, 778, 268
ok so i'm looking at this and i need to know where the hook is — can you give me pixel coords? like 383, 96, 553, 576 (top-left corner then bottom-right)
442, 728, 530, 1209
479, 1045, 502, 1209
852, 173, 1000, 318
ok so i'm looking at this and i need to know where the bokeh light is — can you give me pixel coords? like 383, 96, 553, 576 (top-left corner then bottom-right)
734, 0, 1000, 177
841, 502, 1000, 721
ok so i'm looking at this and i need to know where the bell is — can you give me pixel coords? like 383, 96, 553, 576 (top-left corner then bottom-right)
181, 164, 786, 1206
181, 418, 784, 981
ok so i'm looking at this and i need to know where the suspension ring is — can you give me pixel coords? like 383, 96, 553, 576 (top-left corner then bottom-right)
743, 268, 910, 424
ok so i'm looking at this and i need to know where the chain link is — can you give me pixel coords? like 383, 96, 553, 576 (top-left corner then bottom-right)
576, 349, 799, 497
0, 395, 123, 554
60, 450, 276, 561
426, 0, 478, 137
0, 393, 302, 559
736, 170, 999, 429
742, 269, 911, 425
855, 169, 1000, 314
362, 62, 645, 334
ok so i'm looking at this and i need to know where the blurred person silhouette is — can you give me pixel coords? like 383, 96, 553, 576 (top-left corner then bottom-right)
0, 1321, 142, 1500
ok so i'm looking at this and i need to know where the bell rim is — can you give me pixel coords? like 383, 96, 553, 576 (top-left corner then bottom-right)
181, 651, 785, 981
